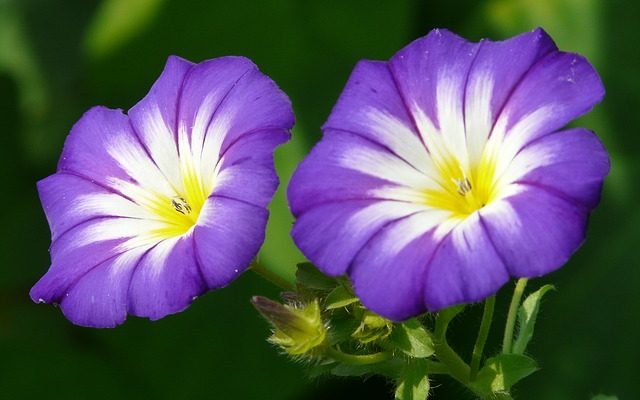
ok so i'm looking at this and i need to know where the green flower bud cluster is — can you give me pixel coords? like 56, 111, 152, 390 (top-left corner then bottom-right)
253, 264, 553, 400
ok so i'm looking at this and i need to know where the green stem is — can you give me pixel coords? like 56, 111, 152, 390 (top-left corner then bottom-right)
250, 260, 295, 291
502, 278, 528, 354
470, 296, 495, 380
425, 360, 449, 375
325, 347, 392, 365
434, 310, 471, 385
434, 340, 471, 385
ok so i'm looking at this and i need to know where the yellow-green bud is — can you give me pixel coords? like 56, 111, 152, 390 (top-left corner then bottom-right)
352, 310, 393, 344
252, 296, 327, 356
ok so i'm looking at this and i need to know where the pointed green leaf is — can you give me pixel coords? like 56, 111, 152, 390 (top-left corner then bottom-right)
472, 354, 538, 394
295, 262, 336, 291
325, 285, 358, 310
591, 395, 619, 400
512, 284, 555, 355
395, 361, 430, 400
390, 319, 435, 359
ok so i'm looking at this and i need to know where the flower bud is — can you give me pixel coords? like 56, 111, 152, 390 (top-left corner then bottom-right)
252, 296, 327, 356
352, 310, 393, 344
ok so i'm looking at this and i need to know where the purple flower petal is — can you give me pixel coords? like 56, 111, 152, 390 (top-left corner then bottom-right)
464, 28, 557, 164
495, 50, 605, 160
31, 217, 144, 304
127, 234, 205, 321
58, 107, 173, 197
480, 185, 588, 277
389, 29, 479, 132
213, 129, 290, 208
60, 246, 150, 328
33, 55, 292, 327
323, 60, 428, 172
128, 56, 193, 189
37, 173, 148, 242
350, 211, 451, 320
292, 200, 429, 276
466, 28, 557, 123
288, 28, 608, 319
288, 129, 433, 216
193, 196, 269, 289
423, 213, 509, 311
501, 128, 610, 208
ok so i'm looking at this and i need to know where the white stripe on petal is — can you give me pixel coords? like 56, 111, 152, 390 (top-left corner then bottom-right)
411, 106, 458, 180
105, 131, 176, 196
372, 208, 452, 255
344, 201, 428, 240
135, 103, 183, 192
137, 236, 180, 276
109, 245, 151, 275
76, 193, 155, 220
74, 218, 168, 249
465, 70, 494, 167
368, 185, 431, 204
363, 109, 433, 174
339, 144, 433, 188
436, 72, 469, 169
491, 105, 554, 182
199, 112, 232, 191
190, 93, 219, 162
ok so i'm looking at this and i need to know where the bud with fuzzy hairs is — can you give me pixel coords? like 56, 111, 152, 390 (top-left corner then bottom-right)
252, 296, 327, 356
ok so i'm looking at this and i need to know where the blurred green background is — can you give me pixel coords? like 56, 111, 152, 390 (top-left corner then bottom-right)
0, 0, 636, 398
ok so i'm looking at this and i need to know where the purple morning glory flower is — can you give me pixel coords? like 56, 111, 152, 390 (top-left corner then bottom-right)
31, 56, 293, 327
288, 28, 609, 321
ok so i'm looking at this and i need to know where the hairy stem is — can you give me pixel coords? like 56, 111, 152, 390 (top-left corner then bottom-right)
325, 347, 392, 365
502, 278, 528, 354
434, 310, 471, 385
470, 296, 495, 380
425, 360, 449, 375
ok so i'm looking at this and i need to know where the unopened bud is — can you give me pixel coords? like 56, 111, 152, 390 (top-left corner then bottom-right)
352, 310, 393, 344
251, 296, 327, 356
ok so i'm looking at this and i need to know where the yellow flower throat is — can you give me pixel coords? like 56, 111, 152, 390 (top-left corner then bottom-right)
136, 155, 211, 241
423, 151, 499, 219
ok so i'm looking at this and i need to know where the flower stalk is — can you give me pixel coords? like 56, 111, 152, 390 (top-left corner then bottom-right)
470, 296, 496, 379
503, 278, 528, 353
325, 347, 392, 365
433, 308, 471, 385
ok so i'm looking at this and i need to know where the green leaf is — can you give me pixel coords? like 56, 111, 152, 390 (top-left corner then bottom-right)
395, 361, 430, 400
591, 395, 619, 400
325, 285, 358, 310
472, 354, 538, 394
512, 284, 555, 355
390, 319, 435, 359
295, 262, 336, 291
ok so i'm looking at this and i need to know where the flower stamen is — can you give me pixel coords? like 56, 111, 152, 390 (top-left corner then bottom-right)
453, 176, 472, 196
171, 196, 192, 215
